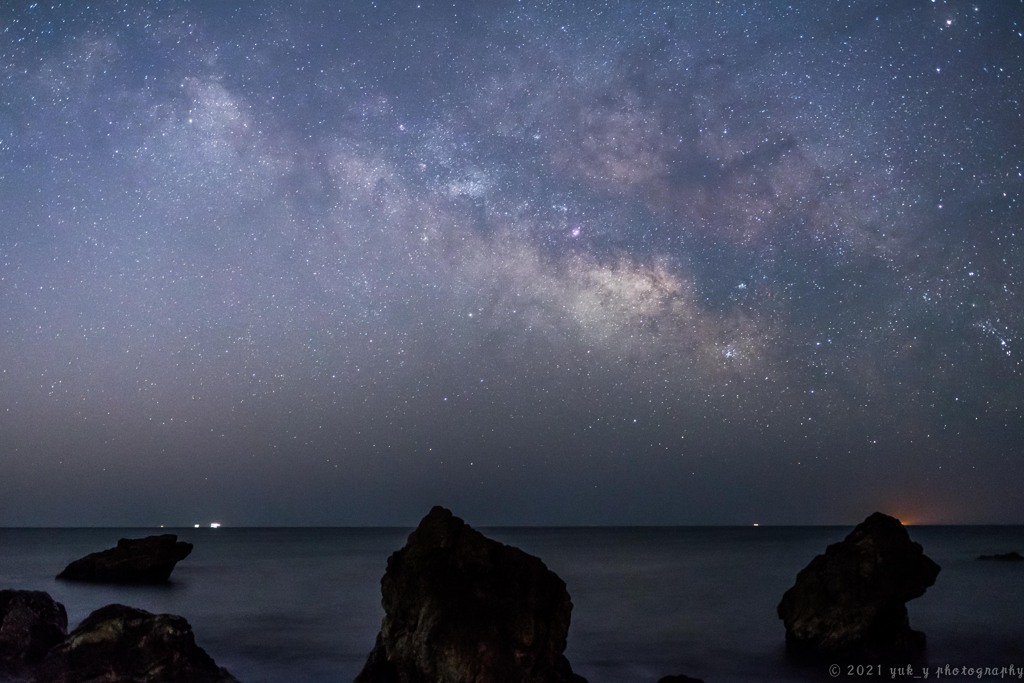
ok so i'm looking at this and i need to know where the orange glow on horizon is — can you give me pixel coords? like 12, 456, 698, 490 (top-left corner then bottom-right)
886, 505, 943, 527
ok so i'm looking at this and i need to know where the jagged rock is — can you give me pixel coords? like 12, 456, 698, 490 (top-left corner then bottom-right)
34, 604, 237, 683
356, 505, 586, 683
977, 551, 1024, 562
777, 512, 940, 660
56, 534, 192, 584
0, 590, 68, 678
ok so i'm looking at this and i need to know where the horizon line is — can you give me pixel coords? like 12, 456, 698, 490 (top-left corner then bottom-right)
3, 521, 1022, 530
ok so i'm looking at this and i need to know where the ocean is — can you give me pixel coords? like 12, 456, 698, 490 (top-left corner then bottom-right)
1, 525, 1021, 682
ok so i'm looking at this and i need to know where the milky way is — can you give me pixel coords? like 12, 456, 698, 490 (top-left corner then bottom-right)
2, 1, 1022, 525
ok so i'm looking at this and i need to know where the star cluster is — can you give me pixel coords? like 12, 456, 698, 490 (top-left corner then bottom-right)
1, 0, 1022, 525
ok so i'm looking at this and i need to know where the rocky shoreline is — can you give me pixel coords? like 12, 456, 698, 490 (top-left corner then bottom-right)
1, 509, 953, 682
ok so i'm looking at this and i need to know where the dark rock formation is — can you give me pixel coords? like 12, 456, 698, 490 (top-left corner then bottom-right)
977, 551, 1024, 562
56, 534, 193, 584
356, 505, 586, 683
0, 590, 68, 678
777, 512, 940, 660
657, 676, 705, 683
34, 604, 236, 683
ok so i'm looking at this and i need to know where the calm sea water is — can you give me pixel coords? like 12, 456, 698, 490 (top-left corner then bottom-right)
1, 526, 1022, 682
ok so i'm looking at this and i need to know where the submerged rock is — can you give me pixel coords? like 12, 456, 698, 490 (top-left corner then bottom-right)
34, 603, 237, 683
56, 534, 193, 584
977, 551, 1024, 562
777, 512, 940, 660
0, 589, 68, 678
356, 505, 586, 683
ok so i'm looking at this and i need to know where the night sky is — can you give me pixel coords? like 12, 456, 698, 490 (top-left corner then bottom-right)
2, 1, 1022, 527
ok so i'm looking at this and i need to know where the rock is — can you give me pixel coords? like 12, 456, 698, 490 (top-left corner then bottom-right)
34, 603, 237, 683
0, 590, 68, 678
356, 505, 586, 683
56, 534, 193, 584
777, 512, 940, 660
977, 551, 1024, 562
657, 676, 705, 683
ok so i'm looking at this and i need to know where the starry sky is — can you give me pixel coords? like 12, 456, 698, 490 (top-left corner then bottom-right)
2, 0, 1022, 527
